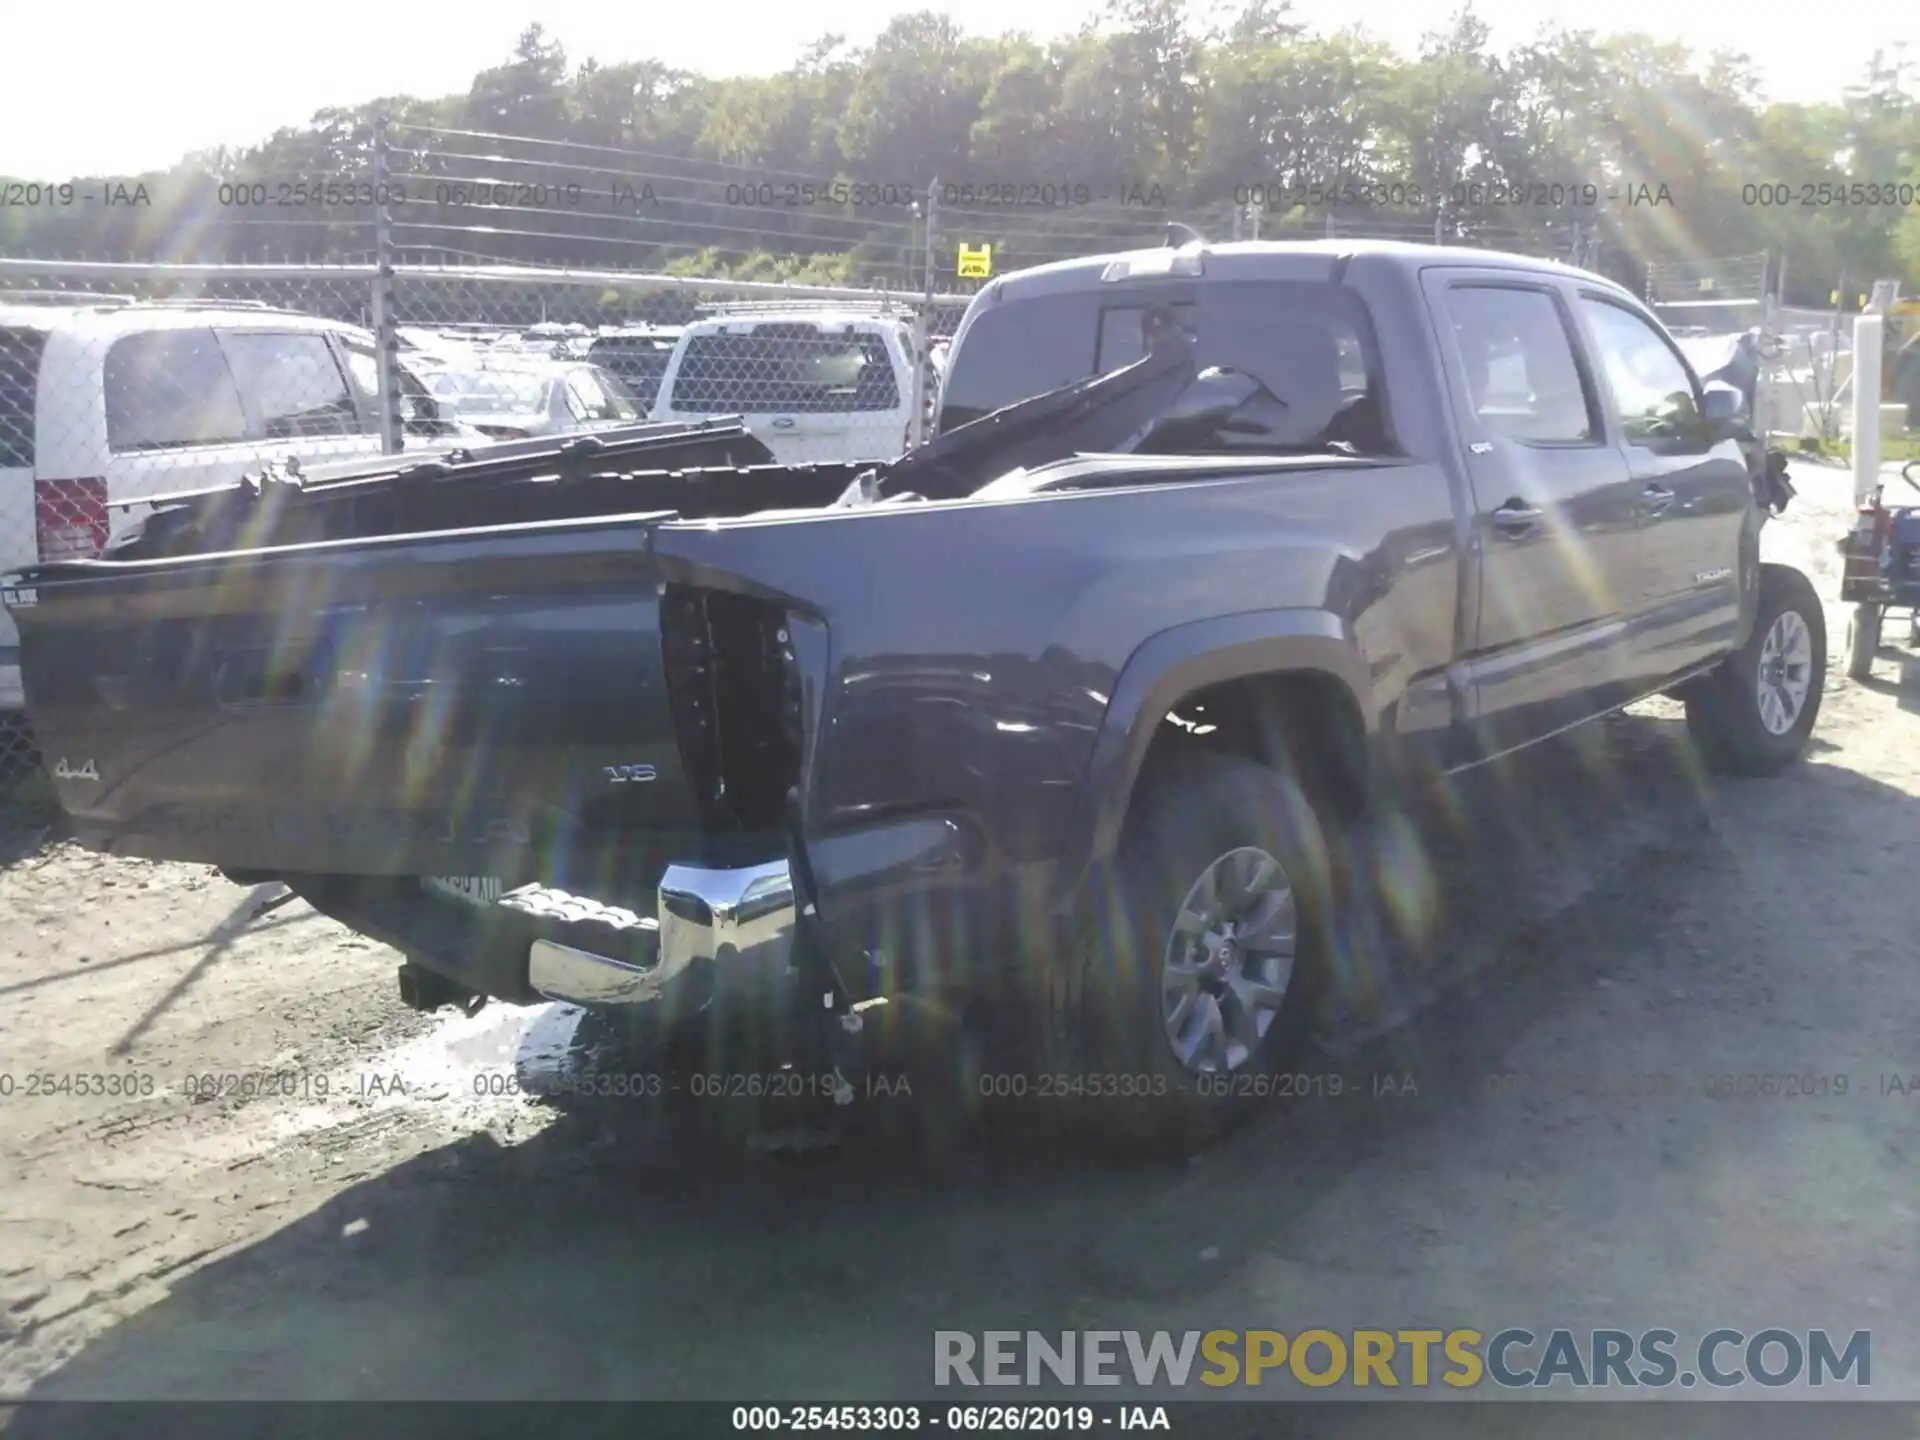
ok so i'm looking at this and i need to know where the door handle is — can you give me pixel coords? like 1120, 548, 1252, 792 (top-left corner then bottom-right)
1640, 483, 1675, 518
1490, 499, 1542, 537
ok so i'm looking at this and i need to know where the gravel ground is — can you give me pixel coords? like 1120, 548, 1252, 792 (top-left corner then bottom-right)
1, 461, 1915, 1427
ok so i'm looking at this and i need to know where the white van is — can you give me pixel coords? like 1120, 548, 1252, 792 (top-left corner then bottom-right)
649, 308, 926, 465
0, 299, 466, 710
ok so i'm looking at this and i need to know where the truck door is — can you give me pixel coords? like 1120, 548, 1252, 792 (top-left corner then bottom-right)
1572, 294, 1753, 685
1422, 272, 1639, 755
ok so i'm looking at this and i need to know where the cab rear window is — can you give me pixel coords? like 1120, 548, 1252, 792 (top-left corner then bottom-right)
665, 327, 900, 414
0, 327, 48, 468
938, 279, 1390, 454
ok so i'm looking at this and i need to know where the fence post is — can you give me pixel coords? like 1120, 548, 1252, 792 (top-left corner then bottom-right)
909, 176, 940, 450
1852, 282, 1898, 504
370, 112, 403, 455
1758, 254, 1784, 441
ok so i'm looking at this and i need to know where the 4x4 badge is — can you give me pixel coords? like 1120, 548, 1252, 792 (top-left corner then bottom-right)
53, 758, 100, 782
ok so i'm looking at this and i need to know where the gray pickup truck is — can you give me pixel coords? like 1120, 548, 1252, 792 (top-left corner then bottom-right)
5, 239, 1821, 1150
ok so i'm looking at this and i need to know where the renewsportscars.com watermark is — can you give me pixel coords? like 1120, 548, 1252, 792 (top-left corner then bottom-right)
934, 1329, 1871, 1390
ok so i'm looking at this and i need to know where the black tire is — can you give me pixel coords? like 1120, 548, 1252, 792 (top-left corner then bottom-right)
1846, 602, 1882, 683
1686, 564, 1826, 776
1029, 752, 1332, 1156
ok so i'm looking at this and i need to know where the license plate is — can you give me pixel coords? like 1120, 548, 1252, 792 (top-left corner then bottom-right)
423, 876, 503, 906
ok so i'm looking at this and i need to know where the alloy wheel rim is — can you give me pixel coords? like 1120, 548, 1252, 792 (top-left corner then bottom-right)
1160, 846, 1297, 1075
1756, 610, 1813, 736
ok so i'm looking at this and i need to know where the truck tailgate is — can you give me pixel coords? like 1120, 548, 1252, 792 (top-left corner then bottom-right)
8, 512, 703, 878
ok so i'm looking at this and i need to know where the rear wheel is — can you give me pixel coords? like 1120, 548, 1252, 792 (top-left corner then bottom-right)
1846, 602, 1882, 682
1686, 564, 1826, 775
1029, 752, 1331, 1155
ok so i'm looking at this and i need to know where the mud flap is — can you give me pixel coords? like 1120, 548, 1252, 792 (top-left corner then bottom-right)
745, 788, 865, 1153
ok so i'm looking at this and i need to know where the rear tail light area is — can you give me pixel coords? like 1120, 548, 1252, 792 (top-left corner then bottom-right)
35, 477, 108, 562
661, 585, 804, 836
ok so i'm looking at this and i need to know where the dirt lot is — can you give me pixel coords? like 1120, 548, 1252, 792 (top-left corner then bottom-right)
1, 462, 1916, 1424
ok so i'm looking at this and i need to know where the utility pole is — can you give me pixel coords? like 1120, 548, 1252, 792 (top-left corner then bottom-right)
369, 112, 402, 456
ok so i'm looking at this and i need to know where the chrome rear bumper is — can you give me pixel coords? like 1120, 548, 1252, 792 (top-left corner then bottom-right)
526, 857, 796, 1011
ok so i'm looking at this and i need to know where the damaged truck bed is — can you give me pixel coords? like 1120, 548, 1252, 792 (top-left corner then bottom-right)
5, 240, 1815, 1150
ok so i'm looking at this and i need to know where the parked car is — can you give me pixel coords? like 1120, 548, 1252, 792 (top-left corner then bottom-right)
423, 363, 644, 440
7, 239, 1821, 1154
586, 326, 681, 412
496, 323, 593, 361
650, 307, 924, 464
0, 297, 469, 712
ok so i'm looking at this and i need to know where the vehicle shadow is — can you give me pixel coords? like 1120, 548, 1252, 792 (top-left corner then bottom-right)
10, 704, 1917, 1429
0, 784, 65, 875
1851, 646, 1920, 714
0, 905, 303, 1002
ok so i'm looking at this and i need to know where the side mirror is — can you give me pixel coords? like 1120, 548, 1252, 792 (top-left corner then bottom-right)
1701, 383, 1749, 441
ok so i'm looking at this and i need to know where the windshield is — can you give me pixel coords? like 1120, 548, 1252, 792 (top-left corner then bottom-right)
562, 366, 642, 421
588, 340, 674, 408
940, 279, 1388, 453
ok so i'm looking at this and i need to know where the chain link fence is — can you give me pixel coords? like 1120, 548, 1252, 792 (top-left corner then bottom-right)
1767, 305, 1856, 444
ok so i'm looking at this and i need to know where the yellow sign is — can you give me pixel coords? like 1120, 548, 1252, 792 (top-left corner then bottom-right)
957, 243, 992, 279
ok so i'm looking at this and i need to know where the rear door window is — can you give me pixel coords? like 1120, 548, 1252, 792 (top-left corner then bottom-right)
0, 327, 49, 468
1439, 286, 1596, 444
219, 331, 360, 438
666, 327, 901, 414
103, 330, 249, 453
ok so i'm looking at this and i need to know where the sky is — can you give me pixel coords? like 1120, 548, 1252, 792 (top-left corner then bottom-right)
0, 0, 1911, 180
